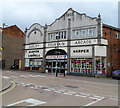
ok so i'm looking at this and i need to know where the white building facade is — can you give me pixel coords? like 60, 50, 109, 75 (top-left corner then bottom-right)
24, 8, 108, 76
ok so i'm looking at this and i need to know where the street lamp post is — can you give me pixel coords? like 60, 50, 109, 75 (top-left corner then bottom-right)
1, 23, 8, 69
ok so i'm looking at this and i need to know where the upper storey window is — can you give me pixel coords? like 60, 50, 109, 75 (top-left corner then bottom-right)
48, 31, 66, 41
72, 27, 97, 38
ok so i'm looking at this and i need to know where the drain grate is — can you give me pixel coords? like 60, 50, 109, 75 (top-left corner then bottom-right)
65, 85, 78, 88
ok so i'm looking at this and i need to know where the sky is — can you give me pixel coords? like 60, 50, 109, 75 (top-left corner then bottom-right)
0, 0, 119, 31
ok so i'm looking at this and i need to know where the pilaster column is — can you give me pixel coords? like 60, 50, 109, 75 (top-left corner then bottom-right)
43, 24, 47, 73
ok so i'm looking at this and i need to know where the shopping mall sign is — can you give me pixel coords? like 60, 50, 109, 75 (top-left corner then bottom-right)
46, 55, 67, 59
46, 42, 67, 48
71, 39, 108, 46
71, 39, 97, 46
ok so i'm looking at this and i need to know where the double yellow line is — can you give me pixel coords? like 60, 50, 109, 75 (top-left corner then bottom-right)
0, 80, 16, 96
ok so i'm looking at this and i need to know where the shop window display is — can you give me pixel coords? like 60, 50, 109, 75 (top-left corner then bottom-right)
95, 57, 106, 74
71, 58, 92, 73
29, 59, 43, 70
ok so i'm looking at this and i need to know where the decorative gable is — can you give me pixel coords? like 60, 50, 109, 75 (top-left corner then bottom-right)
26, 23, 44, 44
47, 8, 98, 32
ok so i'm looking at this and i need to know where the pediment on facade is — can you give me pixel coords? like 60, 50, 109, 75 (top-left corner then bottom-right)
48, 8, 98, 31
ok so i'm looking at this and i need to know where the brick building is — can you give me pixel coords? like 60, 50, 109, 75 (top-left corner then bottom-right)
103, 24, 120, 76
1, 25, 24, 70
0, 27, 2, 62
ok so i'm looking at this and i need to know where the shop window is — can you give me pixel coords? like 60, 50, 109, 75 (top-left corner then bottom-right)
29, 59, 43, 71
71, 58, 92, 73
95, 57, 106, 74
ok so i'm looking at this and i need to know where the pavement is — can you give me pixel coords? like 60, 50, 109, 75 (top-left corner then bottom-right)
0, 77, 12, 92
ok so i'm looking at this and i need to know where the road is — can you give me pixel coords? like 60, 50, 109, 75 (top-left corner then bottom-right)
1, 70, 119, 107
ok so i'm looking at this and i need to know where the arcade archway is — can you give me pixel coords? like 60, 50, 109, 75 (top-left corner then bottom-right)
46, 49, 67, 74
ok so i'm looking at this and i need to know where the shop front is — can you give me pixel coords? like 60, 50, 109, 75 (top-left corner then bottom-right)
70, 45, 107, 76
25, 49, 43, 71
45, 49, 67, 74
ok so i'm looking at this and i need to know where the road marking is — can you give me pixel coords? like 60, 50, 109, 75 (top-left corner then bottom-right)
43, 89, 52, 92
109, 98, 118, 101
79, 93, 90, 96
63, 92, 73, 95
2, 76, 10, 79
17, 82, 115, 106
74, 94, 87, 98
10, 76, 18, 78
0, 81, 16, 96
84, 97, 105, 106
19, 75, 28, 78
89, 97, 100, 100
7, 98, 46, 106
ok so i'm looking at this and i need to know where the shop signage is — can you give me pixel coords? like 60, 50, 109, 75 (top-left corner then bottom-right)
25, 49, 43, 58
71, 39, 97, 46
46, 42, 67, 48
73, 49, 89, 53
25, 44, 43, 49
46, 55, 67, 59
71, 46, 92, 57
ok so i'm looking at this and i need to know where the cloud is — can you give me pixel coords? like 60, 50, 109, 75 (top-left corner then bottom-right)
0, 1, 119, 31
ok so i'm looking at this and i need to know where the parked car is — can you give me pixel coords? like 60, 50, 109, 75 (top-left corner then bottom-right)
10, 64, 19, 69
112, 69, 120, 79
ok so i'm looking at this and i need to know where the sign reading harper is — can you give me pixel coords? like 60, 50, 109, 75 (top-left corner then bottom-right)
71, 46, 92, 57
71, 39, 97, 46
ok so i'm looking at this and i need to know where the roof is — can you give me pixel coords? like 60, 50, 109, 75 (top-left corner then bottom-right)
3, 25, 24, 37
48, 8, 98, 26
103, 24, 120, 32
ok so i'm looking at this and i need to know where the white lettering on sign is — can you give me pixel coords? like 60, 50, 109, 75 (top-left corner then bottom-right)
71, 39, 97, 46
46, 55, 67, 59
25, 44, 43, 49
25, 49, 43, 58
71, 46, 92, 57
46, 42, 67, 48
73, 49, 89, 53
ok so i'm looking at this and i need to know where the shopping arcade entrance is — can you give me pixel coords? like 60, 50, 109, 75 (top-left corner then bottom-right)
46, 49, 67, 74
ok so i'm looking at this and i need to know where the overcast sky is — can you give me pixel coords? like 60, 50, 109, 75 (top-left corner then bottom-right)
0, 0, 119, 31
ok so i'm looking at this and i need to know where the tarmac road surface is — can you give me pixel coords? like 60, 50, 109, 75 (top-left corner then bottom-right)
1, 70, 119, 107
